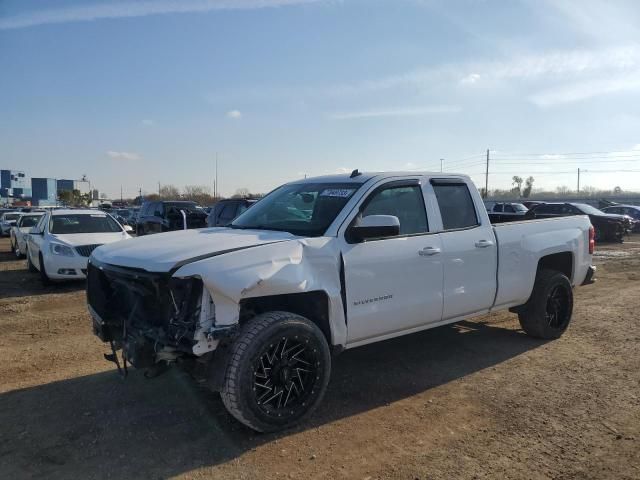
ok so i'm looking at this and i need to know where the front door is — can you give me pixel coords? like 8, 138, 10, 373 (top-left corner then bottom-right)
342, 181, 444, 345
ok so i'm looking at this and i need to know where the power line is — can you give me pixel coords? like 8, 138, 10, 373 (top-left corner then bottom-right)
490, 149, 640, 157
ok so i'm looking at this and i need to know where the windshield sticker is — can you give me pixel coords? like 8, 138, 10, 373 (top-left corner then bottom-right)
320, 188, 355, 198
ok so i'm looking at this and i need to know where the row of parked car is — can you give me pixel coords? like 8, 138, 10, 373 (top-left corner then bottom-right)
485, 201, 640, 242
2, 198, 259, 286
128, 198, 256, 236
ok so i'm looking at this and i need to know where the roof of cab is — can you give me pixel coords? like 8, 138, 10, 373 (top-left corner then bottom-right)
292, 171, 470, 184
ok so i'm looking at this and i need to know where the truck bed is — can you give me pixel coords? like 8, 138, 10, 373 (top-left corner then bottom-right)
491, 215, 592, 310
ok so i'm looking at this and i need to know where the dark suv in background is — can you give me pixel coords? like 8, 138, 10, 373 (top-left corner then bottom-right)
137, 201, 207, 236
526, 202, 628, 242
207, 198, 257, 227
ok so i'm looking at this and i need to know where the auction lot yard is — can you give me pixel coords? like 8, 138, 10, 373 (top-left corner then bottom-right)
1, 236, 639, 480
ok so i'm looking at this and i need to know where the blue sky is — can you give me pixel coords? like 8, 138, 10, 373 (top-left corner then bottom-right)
1, 0, 640, 198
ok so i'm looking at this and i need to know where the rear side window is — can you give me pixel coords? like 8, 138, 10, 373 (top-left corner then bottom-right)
219, 203, 238, 223
432, 183, 479, 230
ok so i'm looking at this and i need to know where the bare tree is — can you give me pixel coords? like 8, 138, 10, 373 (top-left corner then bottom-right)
511, 176, 524, 197
159, 184, 180, 199
522, 176, 535, 198
183, 185, 214, 205
232, 188, 251, 199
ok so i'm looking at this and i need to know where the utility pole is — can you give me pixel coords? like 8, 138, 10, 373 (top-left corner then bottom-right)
120, 185, 123, 203
139, 187, 142, 201
484, 149, 490, 198
158, 181, 161, 195
440, 158, 444, 172
577, 168, 580, 193
215, 153, 219, 199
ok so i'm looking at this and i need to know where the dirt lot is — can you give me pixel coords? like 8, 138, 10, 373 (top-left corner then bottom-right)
0, 236, 639, 480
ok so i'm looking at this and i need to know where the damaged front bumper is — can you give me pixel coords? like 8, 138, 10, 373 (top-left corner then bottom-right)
86, 258, 222, 373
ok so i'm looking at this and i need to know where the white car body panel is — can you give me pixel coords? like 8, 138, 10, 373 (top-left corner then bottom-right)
89, 172, 594, 357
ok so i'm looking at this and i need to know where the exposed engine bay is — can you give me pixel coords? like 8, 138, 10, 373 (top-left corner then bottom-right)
87, 258, 217, 376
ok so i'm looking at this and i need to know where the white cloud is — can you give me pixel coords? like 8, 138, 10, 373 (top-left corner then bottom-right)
107, 151, 141, 161
328, 105, 461, 120
0, 0, 323, 30
141, 119, 155, 126
460, 73, 481, 85
529, 70, 640, 107
226, 110, 242, 119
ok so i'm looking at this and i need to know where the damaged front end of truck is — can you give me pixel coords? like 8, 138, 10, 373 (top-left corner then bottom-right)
86, 258, 225, 378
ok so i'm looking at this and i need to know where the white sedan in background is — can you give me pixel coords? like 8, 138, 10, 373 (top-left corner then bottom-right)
0, 211, 22, 236
27, 209, 133, 284
10, 212, 44, 258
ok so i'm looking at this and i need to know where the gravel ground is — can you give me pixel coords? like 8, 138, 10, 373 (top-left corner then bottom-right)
0, 235, 639, 480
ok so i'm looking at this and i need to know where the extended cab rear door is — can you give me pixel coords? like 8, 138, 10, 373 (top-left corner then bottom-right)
428, 178, 497, 319
339, 177, 444, 346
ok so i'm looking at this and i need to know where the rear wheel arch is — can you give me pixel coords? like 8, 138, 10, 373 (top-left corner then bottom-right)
537, 251, 573, 282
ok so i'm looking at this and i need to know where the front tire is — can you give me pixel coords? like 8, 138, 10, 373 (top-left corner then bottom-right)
26, 249, 38, 272
221, 311, 331, 433
518, 269, 573, 339
38, 253, 51, 286
13, 240, 23, 258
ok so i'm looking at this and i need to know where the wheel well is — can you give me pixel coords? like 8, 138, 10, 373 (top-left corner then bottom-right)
537, 252, 573, 281
239, 291, 332, 345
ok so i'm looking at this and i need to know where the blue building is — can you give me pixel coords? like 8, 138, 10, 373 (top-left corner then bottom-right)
31, 178, 58, 206
56, 179, 75, 192
1, 170, 31, 203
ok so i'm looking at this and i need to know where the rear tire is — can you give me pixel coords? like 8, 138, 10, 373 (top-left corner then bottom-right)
221, 311, 331, 433
518, 269, 573, 339
38, 253, 51, 286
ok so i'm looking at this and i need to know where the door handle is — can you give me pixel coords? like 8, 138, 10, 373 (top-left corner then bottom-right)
419, 246, 441, 256
475, 239, 494, 248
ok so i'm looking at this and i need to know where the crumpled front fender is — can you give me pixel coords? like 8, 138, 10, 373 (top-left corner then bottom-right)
173, 237, 346, 354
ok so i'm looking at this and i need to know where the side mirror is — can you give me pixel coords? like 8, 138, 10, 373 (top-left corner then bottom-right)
124, 225, 133, 233
349, 215, 400, 242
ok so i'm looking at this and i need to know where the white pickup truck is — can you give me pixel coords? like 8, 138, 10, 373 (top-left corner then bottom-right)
87, 171, 596, 432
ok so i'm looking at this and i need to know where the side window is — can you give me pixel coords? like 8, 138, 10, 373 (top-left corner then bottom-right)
37, 214, 47, 233
504, 204, 515, 213
153, 203, 164, 217
361, 185, 428, 235
432, 183, 479, 230
494, 204, 503, 212
237, 203, 250, 216
219, 203, 238, 223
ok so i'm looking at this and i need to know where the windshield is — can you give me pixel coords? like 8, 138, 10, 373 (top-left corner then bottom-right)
512, 203, 528, 212
3, 213, 20, 221
50, 214, 122, 234
19, 215, 43, 228
231, 182, 362, 236
116, 209, 130, 217
573, 203, 605, 216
